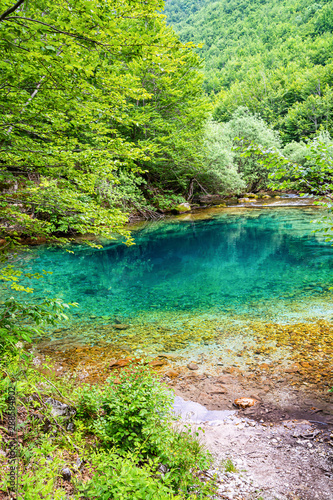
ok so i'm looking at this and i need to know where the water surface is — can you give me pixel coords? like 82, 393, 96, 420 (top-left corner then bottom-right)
20, 206, 333, 355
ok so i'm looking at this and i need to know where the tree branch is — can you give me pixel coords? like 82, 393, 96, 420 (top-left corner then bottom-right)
0, 0, 24, 22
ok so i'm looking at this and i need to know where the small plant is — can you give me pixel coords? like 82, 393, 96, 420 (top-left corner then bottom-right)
9, 438, 67, 500
223, 458, 237, 473
75, 384, 102, 420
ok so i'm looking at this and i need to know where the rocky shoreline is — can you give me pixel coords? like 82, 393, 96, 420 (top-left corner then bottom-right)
31, 342, 333, 499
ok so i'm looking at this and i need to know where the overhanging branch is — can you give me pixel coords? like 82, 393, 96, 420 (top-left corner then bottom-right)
0, 0, 24, 22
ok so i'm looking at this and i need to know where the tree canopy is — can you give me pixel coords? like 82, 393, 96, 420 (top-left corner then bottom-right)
0, 0, 210, 245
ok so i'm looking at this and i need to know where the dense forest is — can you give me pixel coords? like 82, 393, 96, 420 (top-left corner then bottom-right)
0, 0, 212, 245
164, 0, 333, 143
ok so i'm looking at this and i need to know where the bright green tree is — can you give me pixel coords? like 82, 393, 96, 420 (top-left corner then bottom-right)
0, 0, 210, 242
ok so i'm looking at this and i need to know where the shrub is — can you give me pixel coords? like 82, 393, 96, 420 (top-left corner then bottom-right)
92, 363, 174, 455
75, 365, 216, 497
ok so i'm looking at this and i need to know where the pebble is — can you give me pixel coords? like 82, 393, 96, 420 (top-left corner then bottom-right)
61, 467, 71, 481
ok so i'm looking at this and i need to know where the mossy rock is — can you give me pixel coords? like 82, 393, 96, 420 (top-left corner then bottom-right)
174, 203, 191, 213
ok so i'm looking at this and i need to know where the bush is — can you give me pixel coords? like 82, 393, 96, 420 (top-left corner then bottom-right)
201, 120, 246, 195
91, 364, 174, 455
75, 384, 102, 420
75, 365, 216, 497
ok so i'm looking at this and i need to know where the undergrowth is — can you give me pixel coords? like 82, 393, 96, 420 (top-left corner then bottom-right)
0, 348, 217, 499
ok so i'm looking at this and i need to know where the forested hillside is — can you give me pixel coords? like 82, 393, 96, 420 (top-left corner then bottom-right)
164, 0, 333, 143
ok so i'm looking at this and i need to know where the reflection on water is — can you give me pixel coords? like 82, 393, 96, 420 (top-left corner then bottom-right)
16, 205, 333, 384
24, 207, 333, 324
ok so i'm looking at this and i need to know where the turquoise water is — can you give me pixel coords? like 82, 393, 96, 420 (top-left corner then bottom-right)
23, 207, 333, 329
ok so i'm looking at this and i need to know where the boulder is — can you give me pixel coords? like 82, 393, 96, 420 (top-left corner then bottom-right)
108, 358, 130, 369
112, 324, 130, 330
164, 369, 179, 379
174, 203, 191, 213
61, 467, 72, 481
197, 194, 225, 205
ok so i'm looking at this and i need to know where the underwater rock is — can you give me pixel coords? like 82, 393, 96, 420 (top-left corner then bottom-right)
238, 198, 252, 203
262, 194, 271, 199
187, 363, 199, 370
149, 359, 168, 367
112, 324, 130, 330
109, 358, 130, 368
165, 369, 179, 378
258, 363, 270, 371
233, 397, 259, 409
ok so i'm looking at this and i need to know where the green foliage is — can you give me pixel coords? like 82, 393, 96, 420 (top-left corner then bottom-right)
201, 120, 245, 195
239, 132, 333, 196
17, 438, 67, 500
0, 281, 77, 351
159, 424, 214, 495
0, 352, 216, 499
223, 458, 237, 473
76, 451, 182, 500
0, 0, 211, 240
75, 384, 102, 421
202, 108, 281, 193
165, 0, 333, 143
75, 365, 215, 497
82, 364, 174, 454
237, 132, 333, 241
